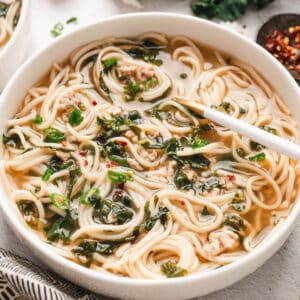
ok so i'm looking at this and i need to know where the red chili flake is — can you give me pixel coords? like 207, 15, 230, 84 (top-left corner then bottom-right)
79, 149, 88, 156
111, 161, 119, 167
115, 190, 124, 198
61, 140, 68, 147
118, 182, 125, 190
92, 100, 97, 106
106, 161, 119, 168
227, 174, 236, 181
117, 141, 128, 147
264, 25, 300, 73
83, 160, 88, 166
180, 201, 185, 206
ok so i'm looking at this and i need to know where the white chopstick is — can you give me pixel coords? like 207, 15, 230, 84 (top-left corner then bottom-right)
175, 98, 300, 161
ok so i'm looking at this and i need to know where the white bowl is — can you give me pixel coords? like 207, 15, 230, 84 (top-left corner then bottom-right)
0, 13, 299, 300
0, 0, 30, 91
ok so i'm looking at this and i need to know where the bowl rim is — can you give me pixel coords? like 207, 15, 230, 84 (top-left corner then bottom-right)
0, 0, 30, 60
1, 11, 300, 289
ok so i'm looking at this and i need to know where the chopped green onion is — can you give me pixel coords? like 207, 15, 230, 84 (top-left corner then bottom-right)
51, 22, 64, 37
43, 128, 65, 143
102, 58, 118, 73
50, 193, 70, 210
42, 168, 53, 182
80, 188, 100, 205
191, 138, 209, 149
108, 170, 133, 184
68, 108, 83, 127
109, 155, 128, 167
33, 115, 43, 124
66, 17, 77, 24
249, 152, 266, 162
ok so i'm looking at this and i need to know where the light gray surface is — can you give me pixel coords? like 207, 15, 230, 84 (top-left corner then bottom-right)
1, 0, 300, 299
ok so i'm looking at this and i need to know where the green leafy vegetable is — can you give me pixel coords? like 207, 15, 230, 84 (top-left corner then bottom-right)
108, 170, 133, 184
214, 102, 231, 113
174, 169, 192, 190
144, 207, 169, 230
236, 147, 247, 158
249, 152, 266, 162
198, 177, 220, 193
68, 108, 83, 127
43, 128, 65, 143
0, 2, 8, 18
80, 188, 100, 205
231, 193, 246, 212
224, 214, 246, 232
45, 209, 78, 242
50, 193, 70, 210
73, 240, 113, 267
102, 58, 118, 73
2, 133, 22, 149
124, 79, 143, 101
144, 78, 157, 90
33, 115, 43, 124
97, 111, 141, 143
161, 261, 187, 278
250, 140, 265, 151
191, 0, 274, 22
239, 107, 246, 114
201, 206, 211, 216
111, 202, 134, 224
42, 155, 76, 182
125, 43, 163, 66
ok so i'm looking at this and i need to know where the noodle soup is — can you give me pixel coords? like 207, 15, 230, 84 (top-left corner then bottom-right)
0, 0, 21, 49
1, 33, 299, 279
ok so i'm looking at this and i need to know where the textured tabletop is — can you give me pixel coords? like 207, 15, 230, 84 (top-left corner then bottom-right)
1, 0, 300, 299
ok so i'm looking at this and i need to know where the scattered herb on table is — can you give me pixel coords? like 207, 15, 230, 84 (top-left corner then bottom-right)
191, 0, 275, 22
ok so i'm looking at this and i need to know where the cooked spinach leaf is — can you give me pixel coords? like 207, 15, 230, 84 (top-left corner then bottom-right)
161, 261, 187, 278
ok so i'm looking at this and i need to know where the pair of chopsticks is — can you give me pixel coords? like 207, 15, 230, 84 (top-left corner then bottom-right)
175, 98, 300, 161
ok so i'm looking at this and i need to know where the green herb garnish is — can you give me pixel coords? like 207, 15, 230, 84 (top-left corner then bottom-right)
109, 155, 128, 166
45, 209, 78, 242
33, 115, 43, 124
124, 79, 142, 101
51, 22, 64, 37
249, 152, 266, 162
43, 128, 65, 143
161, 261, 187, 278
68, 107, 83, 127
102, 58, 118, 73
50, 193, 70, 210
80, 188, 100, 205
66, 16, 78, 24
108, 170, 133, 184
191, 0, 274, 22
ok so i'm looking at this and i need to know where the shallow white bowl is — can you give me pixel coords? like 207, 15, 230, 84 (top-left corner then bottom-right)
0, 13, 299, 300
0, 0, 31, 91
